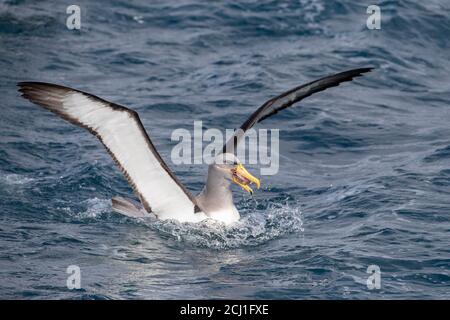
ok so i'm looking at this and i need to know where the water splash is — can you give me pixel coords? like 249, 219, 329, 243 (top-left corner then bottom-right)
67, 197, 112, 219
147, 201, 304, 249
59, 196, 303, 249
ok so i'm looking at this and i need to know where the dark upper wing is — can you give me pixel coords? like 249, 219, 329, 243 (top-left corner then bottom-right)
222, 67, 373, 154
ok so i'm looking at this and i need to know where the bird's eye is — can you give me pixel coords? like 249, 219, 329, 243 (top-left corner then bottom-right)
224, 160, 238, 166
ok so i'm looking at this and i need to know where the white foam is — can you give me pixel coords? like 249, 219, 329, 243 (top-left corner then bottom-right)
75, 197, 111, 218
147, 201, 304, 249
2, 173, 35, 185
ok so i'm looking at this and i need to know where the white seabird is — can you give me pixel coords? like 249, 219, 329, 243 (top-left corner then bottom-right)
18, 67, 372, 225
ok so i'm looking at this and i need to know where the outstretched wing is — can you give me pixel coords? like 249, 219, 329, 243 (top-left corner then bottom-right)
18, 82, 201, 220
223, 68, 373, 154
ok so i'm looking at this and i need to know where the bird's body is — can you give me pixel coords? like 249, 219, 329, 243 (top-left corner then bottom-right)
18, 67, 372, 225
112, 156, 243, 224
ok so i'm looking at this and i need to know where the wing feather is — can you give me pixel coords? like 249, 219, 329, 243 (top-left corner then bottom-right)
18, 82, 201, 221
223, 68, 373, 154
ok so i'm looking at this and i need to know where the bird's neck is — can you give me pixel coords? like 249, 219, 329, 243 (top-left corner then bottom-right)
202, 165, 235, 208
196, 165, 239, 224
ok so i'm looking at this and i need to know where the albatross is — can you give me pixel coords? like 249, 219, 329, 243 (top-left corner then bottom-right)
17, 67, 372, 225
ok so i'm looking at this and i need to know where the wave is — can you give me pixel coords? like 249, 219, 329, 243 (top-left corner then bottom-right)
0, 172, 35, 185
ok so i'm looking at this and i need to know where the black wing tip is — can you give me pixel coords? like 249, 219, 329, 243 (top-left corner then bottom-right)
17, 81, 135, 115
17, 81, 67, 91
357, 67, 374, 72
17, 81, 32, 87
17, 81, 34, 94
348, 67, 374, 77
331, 67, 374, 84
18, 81, 41, 88
18, 82, 47, 98
17, 82, 65, 100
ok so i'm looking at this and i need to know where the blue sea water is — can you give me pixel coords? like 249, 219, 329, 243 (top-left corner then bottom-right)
1, 0, 449, 299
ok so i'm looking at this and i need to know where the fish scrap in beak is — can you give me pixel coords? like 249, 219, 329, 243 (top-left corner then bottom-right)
231, 163, 260, 194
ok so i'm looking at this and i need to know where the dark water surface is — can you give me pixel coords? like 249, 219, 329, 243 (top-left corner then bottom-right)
1, 0, 449, 299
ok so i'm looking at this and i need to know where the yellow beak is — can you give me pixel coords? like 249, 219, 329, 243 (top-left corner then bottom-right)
231, 163, 260, 195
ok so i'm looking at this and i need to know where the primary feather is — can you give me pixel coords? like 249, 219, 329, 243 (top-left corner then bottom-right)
18, 82, 203, 222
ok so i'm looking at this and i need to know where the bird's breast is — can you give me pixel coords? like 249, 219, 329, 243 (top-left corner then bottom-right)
205, 206, 240, 225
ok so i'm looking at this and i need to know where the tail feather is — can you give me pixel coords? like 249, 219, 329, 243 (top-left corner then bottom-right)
111, 196, 152, 218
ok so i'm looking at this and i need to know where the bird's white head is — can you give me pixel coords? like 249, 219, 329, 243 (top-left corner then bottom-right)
212, 153, 260, 194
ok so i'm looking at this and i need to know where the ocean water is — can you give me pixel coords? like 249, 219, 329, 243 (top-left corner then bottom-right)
0, 0, 449, 299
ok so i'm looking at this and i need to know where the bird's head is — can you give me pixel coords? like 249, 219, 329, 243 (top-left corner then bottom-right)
213, 153, 260, 194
